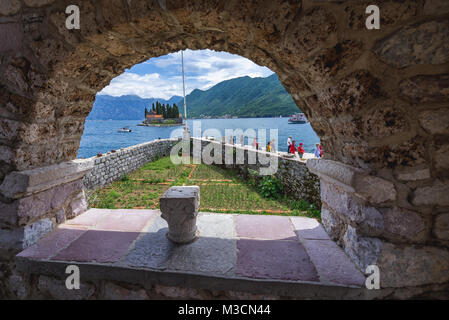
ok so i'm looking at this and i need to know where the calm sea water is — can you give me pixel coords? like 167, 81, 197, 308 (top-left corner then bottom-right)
78, 118, 320, 159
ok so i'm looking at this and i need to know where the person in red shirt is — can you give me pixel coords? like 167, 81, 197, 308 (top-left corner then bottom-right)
297, 142, 305, 159
290, 140, 296, 155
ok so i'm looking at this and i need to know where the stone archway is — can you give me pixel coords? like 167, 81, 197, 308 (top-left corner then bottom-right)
0, 0, 448, 298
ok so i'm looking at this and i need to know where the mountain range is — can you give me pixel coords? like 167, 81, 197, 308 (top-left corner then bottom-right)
88, 74, 300, 120
87, 95, 183, 120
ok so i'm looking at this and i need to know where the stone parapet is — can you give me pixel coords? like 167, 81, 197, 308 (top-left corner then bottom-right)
0, 159, 93, 199
193, 138, 321, 208
82, 138, 180, 190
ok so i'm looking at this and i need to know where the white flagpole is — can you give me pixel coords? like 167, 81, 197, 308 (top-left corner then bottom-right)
182, 51, 188, 130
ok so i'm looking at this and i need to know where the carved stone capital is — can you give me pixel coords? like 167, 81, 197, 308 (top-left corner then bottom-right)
160, 186, 200, 244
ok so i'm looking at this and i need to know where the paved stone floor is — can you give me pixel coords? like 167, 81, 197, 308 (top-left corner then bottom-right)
17, 209, 366, 295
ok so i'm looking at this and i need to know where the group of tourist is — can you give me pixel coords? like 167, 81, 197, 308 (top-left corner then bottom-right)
245, 137, 323, 159
287, 136, 323, 159
252, 138, 277, 153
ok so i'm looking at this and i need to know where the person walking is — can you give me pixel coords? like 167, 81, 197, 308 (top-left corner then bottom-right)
290, 140, 296, 155
270, 139, 276, 153
297, 142, 305, 159
266, 141, 272, 152
287, 136, 292, 153
314, 143, 321, 158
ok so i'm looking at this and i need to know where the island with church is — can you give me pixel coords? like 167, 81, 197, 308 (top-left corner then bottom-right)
139, 101, 184, 127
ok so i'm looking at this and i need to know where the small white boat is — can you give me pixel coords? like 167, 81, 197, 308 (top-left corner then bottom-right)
118, 127, 132, 133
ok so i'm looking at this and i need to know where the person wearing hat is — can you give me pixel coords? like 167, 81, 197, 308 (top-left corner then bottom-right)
297, 142, 305, 159
287, 136, 292, 153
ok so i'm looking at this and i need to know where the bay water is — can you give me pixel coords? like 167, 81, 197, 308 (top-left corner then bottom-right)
78, 118, 320, 159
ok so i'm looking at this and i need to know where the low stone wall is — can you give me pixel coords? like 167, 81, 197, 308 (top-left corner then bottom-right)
192, 138, 321, 207
83, 138, 180, 190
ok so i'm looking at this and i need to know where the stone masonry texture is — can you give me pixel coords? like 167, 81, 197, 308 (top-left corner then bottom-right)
0, 0, 448, 298
82, 138, 179, 190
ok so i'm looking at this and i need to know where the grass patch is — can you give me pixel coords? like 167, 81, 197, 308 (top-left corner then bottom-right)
88, 156, 321, 219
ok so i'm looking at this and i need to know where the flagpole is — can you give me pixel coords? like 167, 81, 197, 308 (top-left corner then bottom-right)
182, 51, 188, 130
181, 50, 190, 162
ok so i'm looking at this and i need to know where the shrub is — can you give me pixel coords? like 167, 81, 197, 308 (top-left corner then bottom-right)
257, 175, 283, 199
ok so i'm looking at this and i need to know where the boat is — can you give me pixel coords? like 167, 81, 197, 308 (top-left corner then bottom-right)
288, 113, 308, 124
118, 127, 132, 132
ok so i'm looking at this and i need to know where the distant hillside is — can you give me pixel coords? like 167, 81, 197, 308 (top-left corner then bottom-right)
87, 95, 182, 120
180, 74, 300, 118
88, 74, 300, 120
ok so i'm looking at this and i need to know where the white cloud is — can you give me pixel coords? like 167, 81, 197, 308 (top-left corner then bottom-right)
98, 49, 274, 99
99, 73, 183, 100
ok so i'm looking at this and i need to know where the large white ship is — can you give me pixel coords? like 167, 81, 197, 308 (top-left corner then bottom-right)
288, 113, 308, 124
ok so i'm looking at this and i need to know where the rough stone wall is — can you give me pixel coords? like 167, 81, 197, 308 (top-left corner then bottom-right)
22, 275, 289, 300
19, 273, 449, 300
83, 138, 180, 190
193, 138, 321, 207
0, 0, 448, 297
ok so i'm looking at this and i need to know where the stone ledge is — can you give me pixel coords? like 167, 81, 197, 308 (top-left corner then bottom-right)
15, 258, 367, 300
15, 209, 371, 299
307, 159, 396, 203
0, 159, 94, 199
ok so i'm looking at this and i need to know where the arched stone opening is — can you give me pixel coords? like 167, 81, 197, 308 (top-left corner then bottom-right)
0, 0, 448, 298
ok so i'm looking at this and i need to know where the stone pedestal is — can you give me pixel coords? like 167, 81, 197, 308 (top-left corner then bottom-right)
160, 186, 200, 244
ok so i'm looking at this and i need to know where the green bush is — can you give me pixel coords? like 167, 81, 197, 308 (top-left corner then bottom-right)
257, 175, 283, 199
120, 174, 130, 182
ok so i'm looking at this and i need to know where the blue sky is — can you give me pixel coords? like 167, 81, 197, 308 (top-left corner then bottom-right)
99, 49, 274, 100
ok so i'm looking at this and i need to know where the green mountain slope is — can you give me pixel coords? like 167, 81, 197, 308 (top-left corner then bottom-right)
87, 74, 300, 120
181, 74, 300, 118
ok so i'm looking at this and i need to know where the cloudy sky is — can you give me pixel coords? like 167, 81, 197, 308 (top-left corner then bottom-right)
98, 49, 274, 100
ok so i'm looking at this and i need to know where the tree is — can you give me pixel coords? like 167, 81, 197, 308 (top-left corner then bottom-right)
173, 104, 179, 118
152, 103, 155, 112
161, 104, 165, 118
145, 107, 148, 117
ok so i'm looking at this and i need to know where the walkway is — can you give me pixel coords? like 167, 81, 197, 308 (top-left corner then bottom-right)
16, 209, 366, 298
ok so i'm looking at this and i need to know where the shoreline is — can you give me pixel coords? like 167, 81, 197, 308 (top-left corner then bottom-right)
137, 123, 183, 127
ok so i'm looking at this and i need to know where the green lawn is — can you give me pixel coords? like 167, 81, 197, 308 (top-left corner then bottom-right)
88, 157, 321, 219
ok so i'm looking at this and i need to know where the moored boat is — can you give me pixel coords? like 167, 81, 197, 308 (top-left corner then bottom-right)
288, 113, 308, 124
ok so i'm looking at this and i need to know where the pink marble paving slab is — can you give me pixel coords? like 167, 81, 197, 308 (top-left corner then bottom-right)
17, 226, 88, 260
290, 217, 331, 240
51, 229, 141, 263
65, 208, 112, 228
236, 239, 319, 282
235, 215, 297, 240
301, 239, 366, 287
66, 209, 157, 232
94, 210, 156, 232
